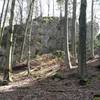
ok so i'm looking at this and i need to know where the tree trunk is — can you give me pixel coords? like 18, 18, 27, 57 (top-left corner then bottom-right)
53, 0, 55, 16
48, 0, 50, 17
71, 0, 77, 58
90, 0, 94, 58
39, 0, 42, 17
3, 0, 16, 82
27, 2, 34, 74
0, 0, 6, 27
26, 0, 32, 14
0, 0, 10, 45
20, 0, 35, 61
19, 0, 23, 24
60, 3, 62, 19
64, 0, 72, 68
79, 0, 87, 79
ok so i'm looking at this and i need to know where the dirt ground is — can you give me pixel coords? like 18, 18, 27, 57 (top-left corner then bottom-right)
0, 54, 100, 100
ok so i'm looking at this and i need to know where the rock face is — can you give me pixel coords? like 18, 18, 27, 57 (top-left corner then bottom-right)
1, 17, 99, 63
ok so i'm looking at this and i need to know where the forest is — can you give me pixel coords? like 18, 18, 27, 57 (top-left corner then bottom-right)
0, 0, 100, 100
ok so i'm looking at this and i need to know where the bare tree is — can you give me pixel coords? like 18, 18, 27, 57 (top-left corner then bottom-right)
0, 0, 10, 45
90, 0, 94, 58
17, 0, 24, 24
27, 9, 34, 74
0, 0, 6, 27
64, 0, 72, 68
71, 0, 77, 59
39, 0, 42, 17
3, 0, 16, 82
78, 0, 87, 79
20, 0, 35, 61
56, 0, 64, 19
48, 0, 50, 17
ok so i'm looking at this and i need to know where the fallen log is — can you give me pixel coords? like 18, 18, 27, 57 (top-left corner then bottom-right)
13, 56, 100, 71
87, 57, 100, 67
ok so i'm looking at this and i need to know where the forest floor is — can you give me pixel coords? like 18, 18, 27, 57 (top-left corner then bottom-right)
0, 53, 100, 100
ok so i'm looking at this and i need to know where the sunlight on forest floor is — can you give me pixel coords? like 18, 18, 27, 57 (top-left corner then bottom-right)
12, 54, 61, 82
0, 54, 62, 92
0, 54, 99, 100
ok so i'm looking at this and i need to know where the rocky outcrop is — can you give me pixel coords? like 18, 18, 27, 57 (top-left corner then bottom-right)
1, 17, 99, 64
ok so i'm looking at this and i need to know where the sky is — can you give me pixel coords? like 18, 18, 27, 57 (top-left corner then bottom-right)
0, 0, 100, 32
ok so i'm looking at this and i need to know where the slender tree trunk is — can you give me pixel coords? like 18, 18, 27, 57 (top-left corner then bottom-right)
71, 0, 77, 58
90, 0, 94, 58
27, 15, 33, 74
12, 36, 16, 65
48, 0, 50, 17
39, 0, 42, 17
17, 0, 23, 24
19, 0, 23, 24
27, 2, 34, 74
60, 4, 62, 19
20, 0, 35, 61
27, 26, 32, 74
3, 0, 16, 82
26, 0, 32, 14
79, 0, 87, 79
0, 0, 10, 45
0, 0, 6, 28
64, 0, 72, 68
53, 0, 55, 16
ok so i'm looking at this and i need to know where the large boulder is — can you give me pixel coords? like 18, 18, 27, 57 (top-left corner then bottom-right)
1, 17, 100, 64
